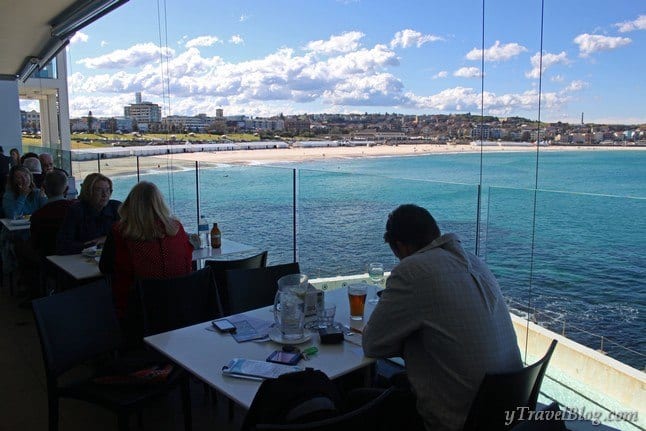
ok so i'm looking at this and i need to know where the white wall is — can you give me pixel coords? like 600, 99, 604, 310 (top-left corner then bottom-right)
0, 80, 22, 152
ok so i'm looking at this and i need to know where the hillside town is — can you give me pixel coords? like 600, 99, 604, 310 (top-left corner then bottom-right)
21, 92, 646, 146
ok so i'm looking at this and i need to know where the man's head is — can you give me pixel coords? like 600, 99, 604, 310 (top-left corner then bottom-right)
43, 169, 68, 198
39, 153, 54, 173
384, 204, 441, 260
22, 156, 42, 174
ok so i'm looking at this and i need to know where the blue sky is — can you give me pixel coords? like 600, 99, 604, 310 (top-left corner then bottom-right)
33, 0, 646, 124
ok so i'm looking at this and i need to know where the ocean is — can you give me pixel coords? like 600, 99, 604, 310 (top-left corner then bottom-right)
111, 149, 645, 369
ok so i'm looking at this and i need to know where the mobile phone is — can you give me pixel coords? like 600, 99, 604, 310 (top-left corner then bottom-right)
266, 350, 301, 365
212, 319, 236, 333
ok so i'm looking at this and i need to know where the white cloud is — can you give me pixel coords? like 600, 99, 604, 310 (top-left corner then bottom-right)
466, 40, 527, 62
563, 80, 588, 92
100, 40, 109, 48
453, 67, 481, 78
615, 15, 646, 33
433, 71, 448, 79
185, 35, 221, 49
550, 74, 564, 82
70, 31, 89, 44
239, 14, 248, 22
525, 51, 569, 79
70, 37, 404, 116
573, 33, 631, 57
322, 73, 405, 106
77, 43, 175, 69
229, 35, 244, 45
306, 31, 365, 54
406, 85, 570, 116
69, 32, 587, 119
390, 29, 443, 48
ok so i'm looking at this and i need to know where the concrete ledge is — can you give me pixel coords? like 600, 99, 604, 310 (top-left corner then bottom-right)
512, 315, 644, 427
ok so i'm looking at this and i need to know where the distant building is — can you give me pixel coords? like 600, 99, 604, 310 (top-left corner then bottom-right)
20, 109, 40, 131
284, 116, 311, 133
162, 114, 213, 132
216, 108, 223, 118
124, 93, 161, 130
242, 117, 284, 131
471, 124, 502, 140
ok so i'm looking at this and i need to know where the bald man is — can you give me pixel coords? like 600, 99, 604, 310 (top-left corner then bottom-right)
39, 153, 54, 174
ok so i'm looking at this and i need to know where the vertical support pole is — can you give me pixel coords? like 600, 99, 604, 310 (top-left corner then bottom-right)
292, 168, 297, 263
475, 184, 482, 255
195, 160, 201, 224
136, 156, 140, 183
97, 154, 101, 173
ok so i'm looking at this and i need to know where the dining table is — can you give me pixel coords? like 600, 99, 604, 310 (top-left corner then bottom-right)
45, 238, 256, 284
144, 285, 377, 411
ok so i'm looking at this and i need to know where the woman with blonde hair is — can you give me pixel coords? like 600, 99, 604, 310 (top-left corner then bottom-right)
56, 172, 121, 254
99, 181, 193, 319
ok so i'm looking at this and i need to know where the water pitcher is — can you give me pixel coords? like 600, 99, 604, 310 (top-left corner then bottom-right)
273, 273, 308, 340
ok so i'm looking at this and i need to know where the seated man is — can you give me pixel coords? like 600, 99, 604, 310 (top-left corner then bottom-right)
38, 153, 55, 175
30, 170, 74, 256
362, 204, 522, 431
14, 170, 74, 300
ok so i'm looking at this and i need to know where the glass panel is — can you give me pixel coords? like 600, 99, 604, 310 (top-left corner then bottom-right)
196, 162, 295, 263
298, 168, 480, 279
487, 185, 645, 429
145, 155, 199, 231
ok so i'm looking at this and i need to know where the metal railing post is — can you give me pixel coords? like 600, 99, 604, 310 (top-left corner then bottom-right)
97, 154, 101, 173
293, 168, 297, 263
195, 161, 201, 224
136, 156, 140, 183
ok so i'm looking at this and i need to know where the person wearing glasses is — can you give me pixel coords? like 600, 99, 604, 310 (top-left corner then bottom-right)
56, 173, 121, 255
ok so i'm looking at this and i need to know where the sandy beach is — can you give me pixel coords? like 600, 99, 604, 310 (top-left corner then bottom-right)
70, 143, 645, 179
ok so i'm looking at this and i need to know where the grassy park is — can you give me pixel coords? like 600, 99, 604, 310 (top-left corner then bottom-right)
22, 132, 263, 150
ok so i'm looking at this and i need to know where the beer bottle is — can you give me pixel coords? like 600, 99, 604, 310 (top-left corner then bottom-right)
210, 223, 222, 248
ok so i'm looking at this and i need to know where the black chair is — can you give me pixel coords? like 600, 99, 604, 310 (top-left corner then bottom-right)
253, 387, 397, 431
225, 262, 300, 314
462, 339, 558, 431
137, 266, 220, 336
204, 251, 268, 315
32, 279, 191, 431
510, 402, 566, 431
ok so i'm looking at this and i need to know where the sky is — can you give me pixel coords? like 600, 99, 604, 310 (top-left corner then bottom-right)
23, 0, 646, 124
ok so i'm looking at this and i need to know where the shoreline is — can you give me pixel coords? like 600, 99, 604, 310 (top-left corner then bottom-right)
71, 144, 646, 179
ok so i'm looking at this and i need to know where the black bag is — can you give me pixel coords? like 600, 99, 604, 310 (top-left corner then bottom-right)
241, 368, 342, 430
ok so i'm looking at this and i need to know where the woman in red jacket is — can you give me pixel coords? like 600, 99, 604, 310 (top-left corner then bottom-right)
100, 181, 193, 322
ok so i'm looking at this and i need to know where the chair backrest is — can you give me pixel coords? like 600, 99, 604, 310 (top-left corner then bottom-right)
242, 368, 342, 430
137, 266, 219, 336
32, 279, 121, 378
254, 387, 396, 431
225, 262, 300, 315
462, 339, 558, 431
205, 251, 268, 315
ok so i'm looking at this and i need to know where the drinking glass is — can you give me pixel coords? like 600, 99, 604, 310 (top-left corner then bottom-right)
317, 304, 336, 328
367, 262, 384, 304
348, 284, 367, 320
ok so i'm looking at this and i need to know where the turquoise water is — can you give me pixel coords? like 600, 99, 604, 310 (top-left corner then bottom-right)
110, 150, 645, 369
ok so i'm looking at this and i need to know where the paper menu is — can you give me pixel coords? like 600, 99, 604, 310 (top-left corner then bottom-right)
222, 358, 303, 380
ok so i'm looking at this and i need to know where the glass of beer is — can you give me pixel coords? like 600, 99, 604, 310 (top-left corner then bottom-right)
348, 284, 368, 320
